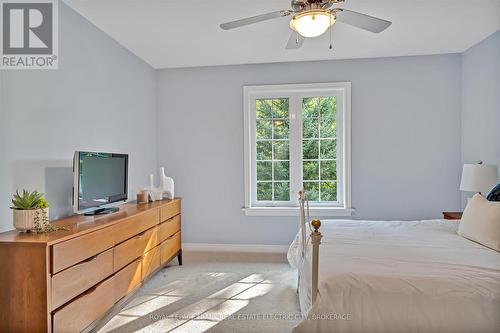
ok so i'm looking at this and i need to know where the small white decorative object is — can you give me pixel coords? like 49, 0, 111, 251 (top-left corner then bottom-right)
142, 167, 175, 202
160, 167, 175, 199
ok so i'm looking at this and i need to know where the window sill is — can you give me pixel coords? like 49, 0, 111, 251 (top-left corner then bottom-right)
242, 206, 355, 217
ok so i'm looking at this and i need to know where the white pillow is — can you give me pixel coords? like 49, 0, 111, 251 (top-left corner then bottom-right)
458, 194, 500, 251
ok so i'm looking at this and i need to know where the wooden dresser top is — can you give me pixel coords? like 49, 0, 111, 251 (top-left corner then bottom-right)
0, 199, 181, 246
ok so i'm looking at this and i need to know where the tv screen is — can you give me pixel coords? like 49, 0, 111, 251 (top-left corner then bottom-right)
73, 151, 128, 214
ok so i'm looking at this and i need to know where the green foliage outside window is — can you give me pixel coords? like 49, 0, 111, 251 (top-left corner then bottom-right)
302, 96, 338, 202
256, 98, 290, 202
256, 96, 338, 202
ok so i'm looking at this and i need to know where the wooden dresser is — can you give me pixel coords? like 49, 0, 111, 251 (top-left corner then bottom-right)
0, 198, 182, 333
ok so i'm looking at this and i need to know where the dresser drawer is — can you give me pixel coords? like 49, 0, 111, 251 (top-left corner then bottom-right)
160, 231, 181, 265
52, 227, 114, 274
158, 215, 181, 243
52, 276, 115, 333
113, 209, 159, 245
142, 246, 161, 280
51, 249, 113, 310
114, 226, 158, 272
159, 200, 181, 222
114, 259, 142, 303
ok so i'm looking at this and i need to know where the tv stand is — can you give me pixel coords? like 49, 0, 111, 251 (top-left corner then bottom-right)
84, 207, 119, 216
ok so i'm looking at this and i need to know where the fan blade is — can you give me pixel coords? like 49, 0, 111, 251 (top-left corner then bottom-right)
220, 10, 290, 30
322, 0, 345, 10
335, 9, 391, 33
286, 32, 305, 49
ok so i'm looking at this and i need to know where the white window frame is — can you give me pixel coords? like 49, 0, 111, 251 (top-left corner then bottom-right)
243, 82, 353, 217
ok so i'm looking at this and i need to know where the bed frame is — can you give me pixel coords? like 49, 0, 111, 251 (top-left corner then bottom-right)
299, 190, 322, 304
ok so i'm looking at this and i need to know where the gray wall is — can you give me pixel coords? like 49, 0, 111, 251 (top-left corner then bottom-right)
0, 3, 157, 232
157, 54, 462, 245
461, 30, 500, 201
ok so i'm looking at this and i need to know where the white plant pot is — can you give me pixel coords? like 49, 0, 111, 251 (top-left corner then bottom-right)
13, 208, 49, 232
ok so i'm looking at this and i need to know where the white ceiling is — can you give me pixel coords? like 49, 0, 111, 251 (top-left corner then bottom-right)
63, 0, 500, 69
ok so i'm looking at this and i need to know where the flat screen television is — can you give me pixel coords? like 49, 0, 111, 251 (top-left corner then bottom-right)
73, 151, 128, 215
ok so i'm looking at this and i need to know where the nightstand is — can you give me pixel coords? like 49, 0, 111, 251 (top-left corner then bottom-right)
442, 211, 463, 220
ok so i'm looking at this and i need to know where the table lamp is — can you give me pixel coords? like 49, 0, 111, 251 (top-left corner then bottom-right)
459, 162, 499, 195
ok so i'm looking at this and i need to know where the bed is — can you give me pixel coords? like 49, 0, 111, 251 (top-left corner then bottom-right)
288, 216, 500, 333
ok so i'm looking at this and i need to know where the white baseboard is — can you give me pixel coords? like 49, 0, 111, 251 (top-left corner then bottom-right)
183, 243, 289, 254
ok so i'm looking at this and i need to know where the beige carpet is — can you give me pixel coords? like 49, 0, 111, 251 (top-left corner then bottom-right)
94, 256, 301, 333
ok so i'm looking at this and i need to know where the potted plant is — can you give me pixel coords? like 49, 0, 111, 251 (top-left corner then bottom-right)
11, 189, 50, 232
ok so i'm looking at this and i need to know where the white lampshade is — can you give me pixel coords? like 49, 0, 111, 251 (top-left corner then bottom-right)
460, 163, 498, 193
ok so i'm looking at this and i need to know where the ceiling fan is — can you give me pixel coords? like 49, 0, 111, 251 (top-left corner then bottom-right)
220, 0, 392, 49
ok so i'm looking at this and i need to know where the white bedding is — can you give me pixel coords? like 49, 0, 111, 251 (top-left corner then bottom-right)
288, 219, 500, 333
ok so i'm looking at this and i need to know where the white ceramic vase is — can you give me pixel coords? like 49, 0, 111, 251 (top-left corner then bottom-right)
142, 167, 175, 202
13, 208, 49, 232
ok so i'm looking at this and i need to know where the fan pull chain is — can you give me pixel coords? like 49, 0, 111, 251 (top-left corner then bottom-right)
329, 14, 333, 50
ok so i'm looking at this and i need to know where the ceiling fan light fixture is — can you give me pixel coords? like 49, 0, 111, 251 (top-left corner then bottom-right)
290, 10, 335, 38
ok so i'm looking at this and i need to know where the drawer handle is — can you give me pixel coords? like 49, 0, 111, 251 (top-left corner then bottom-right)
135, 231, 147, 239
162, 216, 175, 224
80, 283, 99, 296
80, 254, 99, 264
79, 278, 109, 296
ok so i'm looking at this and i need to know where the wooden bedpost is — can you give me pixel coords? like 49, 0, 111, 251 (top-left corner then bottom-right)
311, 219, 322, 304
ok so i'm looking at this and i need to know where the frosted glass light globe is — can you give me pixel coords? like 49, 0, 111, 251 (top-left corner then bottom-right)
290, 10, 335, 38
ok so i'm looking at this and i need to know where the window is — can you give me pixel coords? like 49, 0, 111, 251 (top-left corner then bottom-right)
243, 83, 352, 216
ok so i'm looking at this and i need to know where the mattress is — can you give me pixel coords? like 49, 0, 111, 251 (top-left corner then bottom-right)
288, 219, 500, 333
